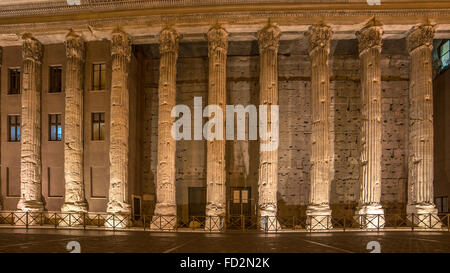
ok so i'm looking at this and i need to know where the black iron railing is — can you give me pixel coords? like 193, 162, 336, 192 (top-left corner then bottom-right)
0, 211, 449, 232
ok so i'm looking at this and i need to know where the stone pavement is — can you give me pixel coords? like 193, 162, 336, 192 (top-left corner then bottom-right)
0, 228, 449, 253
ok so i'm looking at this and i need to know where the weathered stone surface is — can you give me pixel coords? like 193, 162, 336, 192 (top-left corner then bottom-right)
106, 29, 131, 221
152, 27, 180, 226
305, 23, 333, 229
61, 30, 88, 213
257, 23, 280, 230
17, 33, 44, 214
355, 19, 385, 228
205, 25, 228, 222
406, 23, 441, 228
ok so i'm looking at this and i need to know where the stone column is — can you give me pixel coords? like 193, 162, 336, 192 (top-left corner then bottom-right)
106, 29, 131, 227
257, 23, 281, 231
406, 24, 441, 228
61, 30, 88, 216
355, 19, 385, 228
205, 25, 228, 230
305, 23, 333, 230
17, 34, 44, 219
151, 27, 179, 229
0, 46, 2, 211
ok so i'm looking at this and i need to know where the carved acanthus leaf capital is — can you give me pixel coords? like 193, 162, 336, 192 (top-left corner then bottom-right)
356, 19, 383, 54
258, 23, 281, 53
22, 33, 43, 63
65, 30, 85, 60
407, 24, 436, 53
111, 29, 131, 60
207, 25, 228, 56
306, 23, 332, 54
159, 27, 180, 54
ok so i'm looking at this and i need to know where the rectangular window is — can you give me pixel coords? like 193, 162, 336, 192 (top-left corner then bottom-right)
49, 66, 62, 93
8, 115, 21, 142
8, 69, 21, 94
92, 112, 105, 140
48, 114, 62, 141
92, 63, 106, 91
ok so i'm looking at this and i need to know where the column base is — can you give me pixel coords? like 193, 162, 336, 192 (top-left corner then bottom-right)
407, 204, 442, 229
16, 199, 44, 225
61, 201, 88, 213
355, 205, 385, 229
150, 215, 177, 230
259, 204, 280, 231
105, 201, 131, 228
204, 216, 224, 231
306, 204, 333, 230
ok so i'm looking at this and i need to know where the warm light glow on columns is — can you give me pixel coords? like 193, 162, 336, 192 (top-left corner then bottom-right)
305, 23, 333, 229
17, 33, 44, 214
0, 46, 2, 211
355, 19, 385, 228
205, 25, 228, 229
106, 29, 132, 225
257, 23, 280, 230
152, 27, 180, 229
406, 23, 441, 228
61, 30, 88, 214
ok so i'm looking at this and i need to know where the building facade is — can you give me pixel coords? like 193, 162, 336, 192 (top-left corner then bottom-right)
0, 0, 449, 229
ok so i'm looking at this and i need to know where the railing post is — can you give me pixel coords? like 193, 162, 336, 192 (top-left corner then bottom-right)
54, 213, 58, 229
447, 214, 449, 232
83, 213, 86, 230
25, 212, 29, 229
411, 213, 415, 231
343, 217, 346, 232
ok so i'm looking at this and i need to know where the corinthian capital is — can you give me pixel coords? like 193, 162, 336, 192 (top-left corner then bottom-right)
407, 23, 436, 53
22, 33, 43, 62
159, 27, 180, 54
111, 29, 131, 60
356, 18, 383, 54
207, 25, 228, 56
306, 23, 332, 54
65, 30, 85, 60
258, 23, 281, 53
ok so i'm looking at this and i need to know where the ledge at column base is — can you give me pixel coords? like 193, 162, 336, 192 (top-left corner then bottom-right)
407, 204, 442, 229
306, 206, 333, 230
150, 215, 177, 231
355, 205, 385, 229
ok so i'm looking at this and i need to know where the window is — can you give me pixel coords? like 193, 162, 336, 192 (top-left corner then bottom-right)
48, 114, 62, 141
8, 69, 20, 94
92, 112, 105, 140
49, 66, 62, 93
439, 40, 450, 70
92, 63, 106, 90
435, 196, 448, 214
7, 115, 20, 142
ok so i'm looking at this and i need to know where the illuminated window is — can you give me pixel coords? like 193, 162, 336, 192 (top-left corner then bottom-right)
48, 114, 62, 141
49, 66, 62, 93
92, 63, 106, 90
440, 40, 450, 69
92, 112, 105, 140
8, 69, 20, 94
8, 115, 20, 142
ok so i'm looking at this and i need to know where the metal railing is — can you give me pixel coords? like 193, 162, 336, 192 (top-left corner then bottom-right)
0, 211, 449, 232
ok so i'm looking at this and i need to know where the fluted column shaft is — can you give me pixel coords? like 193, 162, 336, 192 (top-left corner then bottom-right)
107, 30, 131, 214
206, 26, 228, 217
257, 24, 280, 217
306, 24, 333, 215
61, 31, 87, 212
356, 21, 384, 217
17, 34, 43, 212
154, 28, 179, 216
406, 24, 439, 216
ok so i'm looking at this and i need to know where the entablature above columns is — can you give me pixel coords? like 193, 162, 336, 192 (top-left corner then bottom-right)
1, 13, 450, 47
